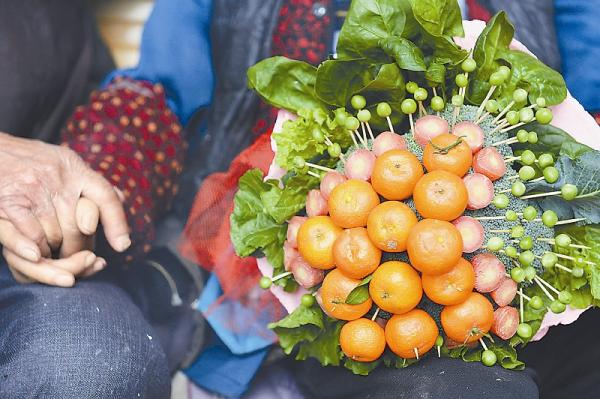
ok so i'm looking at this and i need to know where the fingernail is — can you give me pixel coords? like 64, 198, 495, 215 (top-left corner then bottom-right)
85, 253, 97, 266
19, 246, 40, 262
94, 258, 107, 271
55, 275, 75, 287
116, 235, 131, 252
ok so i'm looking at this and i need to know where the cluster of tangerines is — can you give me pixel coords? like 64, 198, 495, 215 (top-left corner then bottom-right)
280, 114, 522, 363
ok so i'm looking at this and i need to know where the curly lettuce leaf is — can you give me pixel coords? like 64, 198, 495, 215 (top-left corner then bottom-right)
445, 343, 524, 370
262, 173, 320, 224
247, 56, 327, 114
273, 108, 352, 170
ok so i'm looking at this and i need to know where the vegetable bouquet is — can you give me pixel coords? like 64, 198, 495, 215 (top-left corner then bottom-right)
230, 0, 600, 375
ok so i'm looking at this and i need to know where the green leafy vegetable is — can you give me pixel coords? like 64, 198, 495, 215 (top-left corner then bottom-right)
262, 173, 320, 224
513, 122, 592, 160
411, 0, 464, 38
345, 275, 374, 304
247, 56, 326, 113
380, 36, 427, 71
344, 358, 381, 375
268, 304, 324, 354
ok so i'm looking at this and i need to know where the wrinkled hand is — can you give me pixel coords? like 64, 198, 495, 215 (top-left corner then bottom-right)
1, 198, 107, 286
0, 132, 130, 261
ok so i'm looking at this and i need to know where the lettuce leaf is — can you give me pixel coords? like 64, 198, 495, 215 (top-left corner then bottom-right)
513, 122, 592, 160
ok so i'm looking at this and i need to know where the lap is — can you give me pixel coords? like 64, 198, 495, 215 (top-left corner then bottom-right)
0, 262, 170, 399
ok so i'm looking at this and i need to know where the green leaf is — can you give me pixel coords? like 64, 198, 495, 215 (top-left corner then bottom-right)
261, 174, 320, 224
295, 316, 344, 366
526, 151, 600, 223
382, 351, 419, 368
379, 36, 426, 71
411, 0, 464, 38
269, 305, 324, 354
336, 0, 408, 60
315, 59, 372, 107
513, 122, 593, 160
247, 56, 326, 114
344, 358, 382, 375
498, 49, 567, 106
345, 275, 374, 304
425, 61, 446, 84
230, 169, 287, 262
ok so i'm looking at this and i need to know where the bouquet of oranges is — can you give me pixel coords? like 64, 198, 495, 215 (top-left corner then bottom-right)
230, 0, 600, 374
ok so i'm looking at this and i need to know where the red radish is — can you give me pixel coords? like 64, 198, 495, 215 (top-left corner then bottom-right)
491, 306, 519, 340
473, 147, 506, 181
414, 115, 449, 147
306, 189, 328, 217
452, 216, 485, 253
472, 253, 506, 293
320, 171, 347, 200
290, 256, 325, 289
283, 241, 299, 271
491, 277, 518, 307
372, 131, 407, 156
286, 216, 307, 248
452, 121, 484, 153
344, 149, 376, 181
463, 173, 494, 210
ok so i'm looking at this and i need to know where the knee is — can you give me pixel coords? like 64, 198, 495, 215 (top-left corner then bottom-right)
0, 282, 170, 399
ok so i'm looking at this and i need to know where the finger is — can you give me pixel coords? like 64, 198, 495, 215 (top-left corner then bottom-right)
79, 257, 107, 278
54, 194, 87, 258
0, 219, 42, 262
114, 187, 126, 203
8, 265, 34, 284
3, 248, 76, 287
1, 205, 51, 256
48, 250, 98, 276
33, 198, 64, 251
80, 171, 130, 252
75, 197, 100, 236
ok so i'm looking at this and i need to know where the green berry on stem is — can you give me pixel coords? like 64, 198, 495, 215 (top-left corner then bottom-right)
511, 181, 526, 197
481, 350, 497, 367
462, 58, 477, 72
455, 74, 468, 88
519, 108, 534, 123
497, 65, 511, 79
401, 99, 417, 114
528, 131, 538, 144
554, 234, 571, 248
486, 99, 499, 113
345, 116, 360, 131
516, 129, 529, 143
506, 110, 520, 125
301, 293, 315, 307
543, 166, 559, 183
334, 110, 348, 126
487, 236, 505, 251
351, 95, 366, 110
505, 210, 518, 221
542, 210, 558, 227
513, 88, 528, 103
537, 153, 554, 169
452, 94, 463, 107
550, 300, 566, 314
357, 109, 372, 122
489, 72, 505, 86
259, 276, 272, 289
376, 102, 392, 117
574, 256, 587, 267
435, 335, 444, 347
328, 143, 341, 158
561, 184, 578, 200
406, 81, 418, 94
517, 323, 533, 339
541, 252, 558, 269
414, 88, 428, 101
505, 245, 518, 258
511, 267, 526, 283
312, 128, 325, 142
293, 156, 306, 169
520, 236, 534, 250
558, 291, 572, 305
536, 97, 547, 108
529, 296, 544, 310
511, 225, 525, 238
522, 206, 537, 221
493, 194, 510, 209
572, 266, 585, 278
536, 108, 553, 124
519, 165, 536, 181
519, 250, 535, 266
520, 150, 536, 166
431, 96, 445, 111
524, 266, 537, 281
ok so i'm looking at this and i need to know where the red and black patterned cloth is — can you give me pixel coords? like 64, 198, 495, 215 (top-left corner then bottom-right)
61, 77, 185, 260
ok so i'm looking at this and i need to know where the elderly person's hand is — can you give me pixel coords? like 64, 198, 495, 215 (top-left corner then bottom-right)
0, 132, 130, 284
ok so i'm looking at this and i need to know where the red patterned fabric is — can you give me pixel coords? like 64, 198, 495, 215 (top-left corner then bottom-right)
466, 0, 492, 21
61, 77, 186, 260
